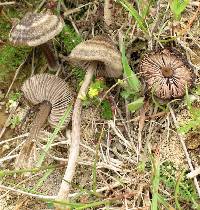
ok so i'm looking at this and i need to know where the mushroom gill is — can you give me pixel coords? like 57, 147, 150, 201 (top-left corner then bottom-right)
139, 49, 193, 100
15, 73, 73, 169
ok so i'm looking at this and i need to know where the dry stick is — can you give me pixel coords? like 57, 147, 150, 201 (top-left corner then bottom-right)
57, 63, 96, 200
187, 167, 200, 179
169, 105, 200, 197
0, 184, 56, 200
5, 59, 26, 98
0, 2, 15, 6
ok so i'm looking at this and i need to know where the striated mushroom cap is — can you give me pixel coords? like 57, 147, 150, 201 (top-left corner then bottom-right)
139, 49, 193, 99
68, 35, 123, 78
21, 74, 73, 127
9, 12, 64, 46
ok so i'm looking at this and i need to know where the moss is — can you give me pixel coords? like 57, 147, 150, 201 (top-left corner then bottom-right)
60, 25, 82, 53
0, 45, 31, 84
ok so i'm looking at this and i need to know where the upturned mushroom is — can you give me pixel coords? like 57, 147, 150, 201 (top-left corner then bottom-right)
57, 35, 122, 199
139, 49, 193, 100
16, 73, 73, 169
9, 12, 64, 70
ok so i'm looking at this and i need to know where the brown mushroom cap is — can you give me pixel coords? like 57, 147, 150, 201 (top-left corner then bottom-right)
68, 36, 123, 78
9, 12, 64, 46
139, 49, 193, 99
21, 74, 73, 127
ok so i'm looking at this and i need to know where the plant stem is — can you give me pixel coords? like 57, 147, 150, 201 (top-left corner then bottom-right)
57, 62, 96, 200
40, 42, 59, 71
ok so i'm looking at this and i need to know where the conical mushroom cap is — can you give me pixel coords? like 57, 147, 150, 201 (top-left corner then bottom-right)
9, 12, 64, 46
21, 74, 73, 127
68, 36, 123, 78
139, 49, 193, 99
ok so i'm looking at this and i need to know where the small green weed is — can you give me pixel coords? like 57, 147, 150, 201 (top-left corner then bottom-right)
101, 100, 113, 120
9, 115, 21, 129
160, 161, 199, 209
82, 79, 113, 120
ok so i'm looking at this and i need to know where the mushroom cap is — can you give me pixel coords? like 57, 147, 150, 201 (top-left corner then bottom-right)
21, 74, 73, 127
9, 12, 64, 46
139, 49, 193, 99
68, 36, 123, 78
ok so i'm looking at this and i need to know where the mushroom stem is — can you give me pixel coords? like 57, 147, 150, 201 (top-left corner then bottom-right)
15, 101, 52, 169
57, 62, 96, 199
40, 42, 59, 71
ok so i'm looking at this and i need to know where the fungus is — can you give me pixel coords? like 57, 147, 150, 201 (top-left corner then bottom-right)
58, 35, 122, 199
9, 12, 64, 70
139, 49, 193, 100
15, 73, 72, 169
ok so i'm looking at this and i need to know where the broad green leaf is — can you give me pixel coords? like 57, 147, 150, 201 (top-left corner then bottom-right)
128, 97, 144, 112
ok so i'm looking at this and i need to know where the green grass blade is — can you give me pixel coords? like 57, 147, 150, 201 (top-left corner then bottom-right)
30, 168, 54, 193
175, 171, 185, 210
151, 153, 160, 210
169, 0, 189, 20
121, 42, 141, 94
117, 0, 147, 33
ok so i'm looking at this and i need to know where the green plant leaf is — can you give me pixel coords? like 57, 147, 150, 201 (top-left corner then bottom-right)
101, 100, 113, 120
169, 0, 189, 20
121, 44, 141, 94
117, 0, 147, 33
128, 97, 144, 112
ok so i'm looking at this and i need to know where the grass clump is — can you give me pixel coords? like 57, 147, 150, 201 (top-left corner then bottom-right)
160, 161, 200, 209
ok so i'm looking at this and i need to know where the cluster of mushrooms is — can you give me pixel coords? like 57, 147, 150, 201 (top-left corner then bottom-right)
8, 12, 193, 199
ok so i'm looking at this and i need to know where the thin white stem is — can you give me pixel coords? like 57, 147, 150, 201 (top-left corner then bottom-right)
0, 184, 56, 200
57, 63, 96, 200
5, 59, 26, 98
0, 2, 15, 6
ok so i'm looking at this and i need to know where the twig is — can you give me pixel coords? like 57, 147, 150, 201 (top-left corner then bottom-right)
187, 167, 200, 179
0, 1, 15, 6
0, 133, 28, 145
137, 104, 146, 162
169, 105, 200, 197
62, 2, 92, 17
0, 184, 56, 200
5, 59, 27, 98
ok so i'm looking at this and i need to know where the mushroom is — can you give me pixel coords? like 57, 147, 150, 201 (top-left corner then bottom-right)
15, 73, 73, 169
9, 12, 64, 70
139, 49, 193, 100
57, 35, 122, 199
